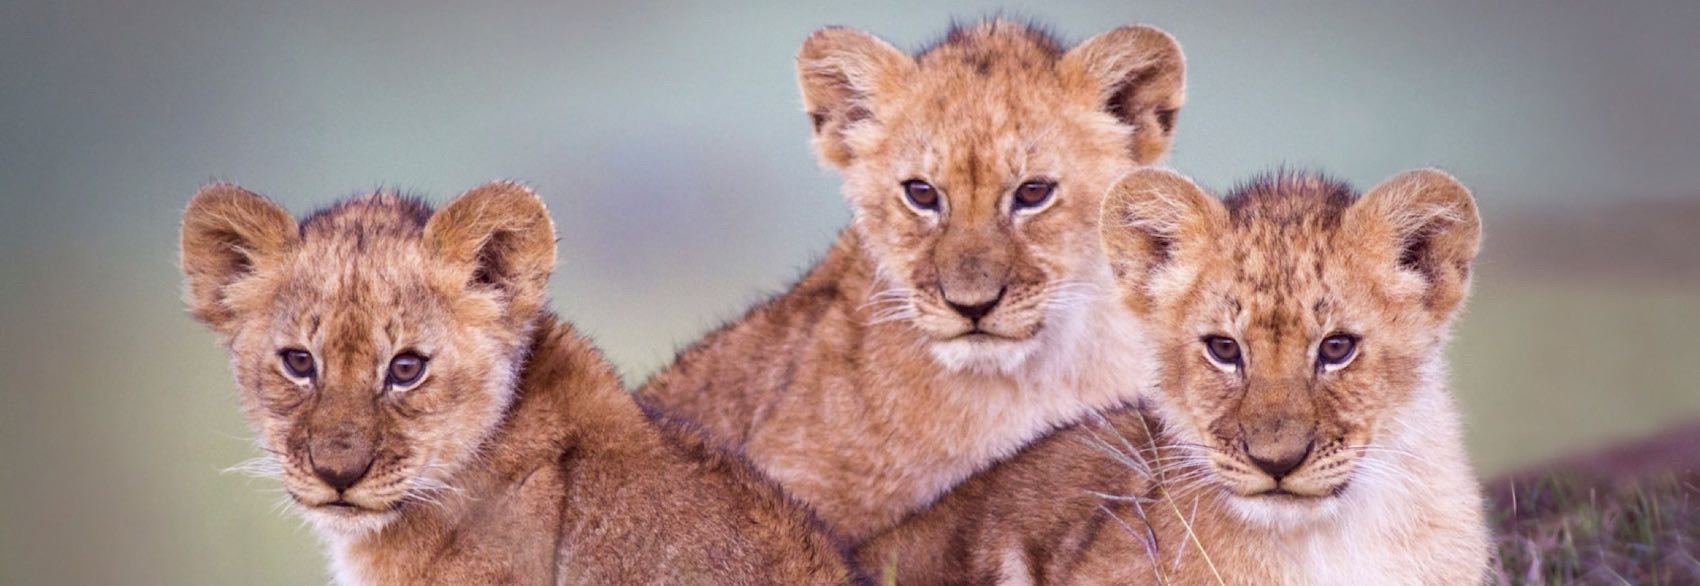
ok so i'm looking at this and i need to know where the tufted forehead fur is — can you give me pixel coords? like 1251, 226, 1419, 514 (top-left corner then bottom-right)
180, 181, 555, 536
799, 18, 1185, 372
1222, 172, 1357, 228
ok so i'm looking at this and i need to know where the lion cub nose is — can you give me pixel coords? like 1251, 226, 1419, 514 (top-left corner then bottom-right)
944, 287, 1004, 322
1247, 441, 1312, 480
310, 440, 375, 492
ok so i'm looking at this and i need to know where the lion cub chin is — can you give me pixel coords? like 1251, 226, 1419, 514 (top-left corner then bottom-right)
858, 168, 1492, 584
180, 182, 856, 584
638, 18, 1187, 542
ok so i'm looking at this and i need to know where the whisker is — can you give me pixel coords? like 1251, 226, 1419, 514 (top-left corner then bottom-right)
222, 455, 284, 480
1342, 444, 1436, 468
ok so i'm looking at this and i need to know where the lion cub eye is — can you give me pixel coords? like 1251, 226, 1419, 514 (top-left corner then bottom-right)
1012, 180, 1056, 210
1202, 336, 1242, 368
901, 180, 940, 212
279, 349, 316, 379
387, 352, 429, 387
1317, 334, 1359, 370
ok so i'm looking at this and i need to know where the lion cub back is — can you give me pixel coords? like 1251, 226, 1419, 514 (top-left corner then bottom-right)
855, 404, 1162, 584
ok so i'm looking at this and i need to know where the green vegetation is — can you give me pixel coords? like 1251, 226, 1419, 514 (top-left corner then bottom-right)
1491, 473, 1700, 584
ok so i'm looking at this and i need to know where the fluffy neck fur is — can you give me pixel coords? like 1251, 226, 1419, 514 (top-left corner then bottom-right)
852, 230, 1155, 495
831, 228, 1159, 501
852, 360, 1488, 585
1143, 359, 1489, 584
638, 229, 1154, 542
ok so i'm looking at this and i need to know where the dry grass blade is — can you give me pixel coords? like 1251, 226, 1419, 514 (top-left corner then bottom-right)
1489, 471, 1700, 584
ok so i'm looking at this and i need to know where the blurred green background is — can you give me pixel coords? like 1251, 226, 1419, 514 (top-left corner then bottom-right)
2, 1, 1697, 583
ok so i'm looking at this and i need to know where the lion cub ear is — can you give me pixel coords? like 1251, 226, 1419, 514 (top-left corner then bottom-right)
424, 181, 557, 325
1100, 169, 1223, 314
180, 183, 299, 335
796, 27, 914, 169
1347, 169, 1482, 318
1061, 25, 1186, 165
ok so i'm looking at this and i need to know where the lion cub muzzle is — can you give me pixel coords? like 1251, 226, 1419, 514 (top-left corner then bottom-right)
1228, 375, 1324, 493
307, 426, 377, 494
934, 225, 1012, 326
304, 398, 380, 496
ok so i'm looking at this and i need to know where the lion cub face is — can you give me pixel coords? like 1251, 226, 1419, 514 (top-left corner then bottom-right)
180, 182, 555, 535
1102, 169, 1480, 524
798, 20, 1184, 372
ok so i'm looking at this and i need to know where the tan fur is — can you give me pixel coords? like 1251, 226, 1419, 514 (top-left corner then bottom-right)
180, 183, 857, 584
638, 19, 1186, 542
858, 168, 1491, 584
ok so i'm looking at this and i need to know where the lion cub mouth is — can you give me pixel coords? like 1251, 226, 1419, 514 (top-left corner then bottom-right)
292, 491, 396, 515
953, 329, 1020, 341
1253, 488, 1325, 500
1238, 477, 1353, 503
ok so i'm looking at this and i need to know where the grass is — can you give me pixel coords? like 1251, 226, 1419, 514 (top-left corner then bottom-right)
1489, 472, 1700, 584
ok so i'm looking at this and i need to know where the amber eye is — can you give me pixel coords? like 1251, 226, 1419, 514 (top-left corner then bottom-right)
1203, 336, 1242, 366
902, 180, 940, 211
279, 349, 315, 379
1318, 334, 1358, 368
1012, 180, 1055, 210
387, 352, 428, 387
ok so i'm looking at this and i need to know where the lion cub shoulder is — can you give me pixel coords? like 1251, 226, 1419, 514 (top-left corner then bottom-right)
858, 168, 1492, 584
640, 18, 1186, 542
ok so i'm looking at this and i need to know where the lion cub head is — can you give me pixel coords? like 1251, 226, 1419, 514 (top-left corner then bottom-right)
1101, 168, 1481, 525
798, 19, 1185, 372
180, 182, 555, 535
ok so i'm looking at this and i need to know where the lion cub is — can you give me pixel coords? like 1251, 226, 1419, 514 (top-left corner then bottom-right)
180, 183, 855, 584
858, 169, 1492, 584
639, 19, 1187, 542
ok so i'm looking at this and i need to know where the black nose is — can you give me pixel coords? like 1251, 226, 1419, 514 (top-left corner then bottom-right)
948, 299, 999, 321
1247, 443, 1311, 480
945, 288, 1004, 322
311, 454, 373, 493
